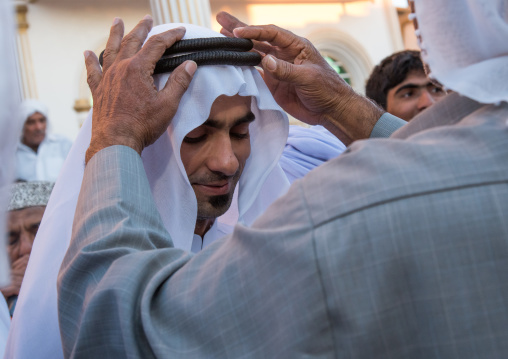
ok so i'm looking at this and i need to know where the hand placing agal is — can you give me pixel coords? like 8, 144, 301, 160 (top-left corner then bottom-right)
83, 16, 197, 164
216, 11, 384, 145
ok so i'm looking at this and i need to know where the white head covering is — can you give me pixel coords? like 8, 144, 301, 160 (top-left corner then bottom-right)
6, 23, 289, 358
19, 99, 48, 124
413, 0, 508, 104
18, 99, 50, 136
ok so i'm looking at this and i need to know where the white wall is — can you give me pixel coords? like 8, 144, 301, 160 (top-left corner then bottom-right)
24, 0, 403, 139
25, 0, 150, 140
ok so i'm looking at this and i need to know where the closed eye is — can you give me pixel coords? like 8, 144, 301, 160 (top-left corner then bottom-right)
8, 232, 19, 246
231, 132, 250, 140
29, 223, 40, 236
183, 134, 207, 144
230, 122, 251, 140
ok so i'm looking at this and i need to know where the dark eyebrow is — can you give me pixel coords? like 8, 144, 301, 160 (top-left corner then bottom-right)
202, 111, 256, 129
394, 82, 435, 95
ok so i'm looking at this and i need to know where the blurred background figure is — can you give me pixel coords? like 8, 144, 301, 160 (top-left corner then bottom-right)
0, 181, 54, 317
365, 50, 446, 121
15, 100, 72, 182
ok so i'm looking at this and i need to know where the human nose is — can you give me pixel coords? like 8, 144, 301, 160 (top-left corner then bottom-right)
417, 89, 435, 111
206, 136, 239, 177
18, 231, 34, 257
34, 120, 44, 132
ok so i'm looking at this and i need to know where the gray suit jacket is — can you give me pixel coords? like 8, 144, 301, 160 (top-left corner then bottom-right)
58, 93, 508, 358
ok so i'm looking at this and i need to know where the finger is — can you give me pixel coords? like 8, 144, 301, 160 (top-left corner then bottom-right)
84, 50, 102, 94
11, 260, 26, 270
158, 60, 196, 118
136, 27, 186, 71
248, 40, 274, 57
0, 285, 17, 298
11, 256, 29, 270
220, 27, 271, 57
116, 15, 153, 62
233, 25, 304, 62
102, 17, 125, 72
216, 11, 247, 33
261, 55, 301, 83
14, 254, 30, 264
219, 28, 235, 38
215, 13, 277, 55
234, 25, 301, 51
256, 67, 265, 79
220, 25, 272, 55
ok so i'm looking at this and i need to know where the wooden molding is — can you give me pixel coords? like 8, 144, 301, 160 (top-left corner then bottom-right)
73, 98, 91, 113
15, 3, 29, 31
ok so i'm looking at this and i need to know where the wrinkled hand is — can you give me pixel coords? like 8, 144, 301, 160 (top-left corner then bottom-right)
84, 16, 197, 163
217, 12, 383, 144
0, 254, 30, 298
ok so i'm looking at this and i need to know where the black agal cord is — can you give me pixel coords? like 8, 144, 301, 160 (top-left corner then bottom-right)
99, 37, 261, 74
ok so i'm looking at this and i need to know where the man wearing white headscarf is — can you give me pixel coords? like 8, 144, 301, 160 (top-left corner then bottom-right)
15, 99, 72, 182
58, 0, 508, 355
6, 21, 338, 358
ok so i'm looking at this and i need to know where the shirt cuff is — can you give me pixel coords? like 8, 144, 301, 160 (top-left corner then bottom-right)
369, 112, 407, 138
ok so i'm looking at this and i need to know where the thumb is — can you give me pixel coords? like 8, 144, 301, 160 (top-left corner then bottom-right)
262, 55, 300, 83
159, 60, 197, 115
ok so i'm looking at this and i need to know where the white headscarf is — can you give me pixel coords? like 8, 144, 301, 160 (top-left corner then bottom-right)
6, 23, 289, 359
413, 0, 508, 104
19, 99, 48, 124
17, 99, 50, 136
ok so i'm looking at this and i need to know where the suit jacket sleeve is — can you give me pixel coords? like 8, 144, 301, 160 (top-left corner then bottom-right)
57, 145, 332, 358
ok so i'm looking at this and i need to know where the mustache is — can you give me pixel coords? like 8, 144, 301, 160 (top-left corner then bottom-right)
191, 170, 240, 185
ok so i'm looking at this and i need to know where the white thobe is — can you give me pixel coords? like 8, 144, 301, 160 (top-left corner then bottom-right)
15, 134, 72, 182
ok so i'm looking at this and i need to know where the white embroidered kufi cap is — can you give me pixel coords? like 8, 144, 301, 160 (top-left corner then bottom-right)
8, 181, 54, 211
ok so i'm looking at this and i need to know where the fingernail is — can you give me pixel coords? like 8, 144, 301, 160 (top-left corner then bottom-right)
84, 51, 90, 60
232, 27, 244, 37
265, 55, 277, 71
185, 61, 197, 76
112, 17, 120, 26
143, 14, 152, 21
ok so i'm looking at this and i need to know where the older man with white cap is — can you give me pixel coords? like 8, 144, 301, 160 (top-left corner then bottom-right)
1, 181, 54, 316
53, 0, 508, 357
15, 99, 72, 182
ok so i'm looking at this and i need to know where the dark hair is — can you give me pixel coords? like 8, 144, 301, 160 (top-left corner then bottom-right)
365, 50, 424, 110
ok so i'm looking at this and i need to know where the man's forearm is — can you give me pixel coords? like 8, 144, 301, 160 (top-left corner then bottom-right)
322, 105, 406, 145
324, 94, 384, 143
58, 146, 192, 357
